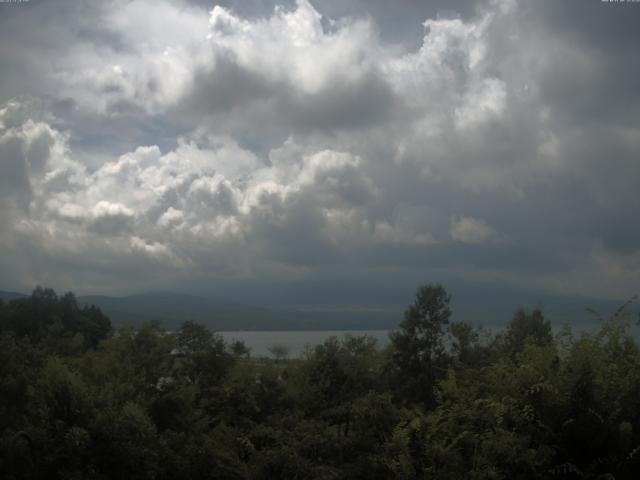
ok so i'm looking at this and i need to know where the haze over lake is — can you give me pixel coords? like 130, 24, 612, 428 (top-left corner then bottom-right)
220, 330, 392, 357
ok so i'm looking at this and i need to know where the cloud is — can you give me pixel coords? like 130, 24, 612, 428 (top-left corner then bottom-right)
373, 222, 436, 246
0, 0, 639, 303
449, 215, 504, 245
0, 98, 385, 281
176, 0, 400, 135
89, 201, 135, 235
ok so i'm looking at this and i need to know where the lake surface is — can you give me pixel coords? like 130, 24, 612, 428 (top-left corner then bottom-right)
220, 330, 391, 357
220, 321, 640, 358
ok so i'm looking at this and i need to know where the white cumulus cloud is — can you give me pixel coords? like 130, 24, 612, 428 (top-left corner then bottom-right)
449, 215, 505, 245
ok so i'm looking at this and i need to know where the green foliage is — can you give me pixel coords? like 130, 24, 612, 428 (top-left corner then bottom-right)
267, 344, 290, 361
229, 340, 251, 358
92, 402, 162, 479
0, 287, 111, 353
177, 320, 214, 352
390, 283, 452, 405
503, 308, 553, 356
449, 321, 483, 365
1, 285, 640, 479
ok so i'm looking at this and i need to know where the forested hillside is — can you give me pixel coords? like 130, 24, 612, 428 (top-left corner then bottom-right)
1, 285, 639, 479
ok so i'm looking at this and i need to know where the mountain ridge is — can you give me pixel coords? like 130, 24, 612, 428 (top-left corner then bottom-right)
1, 288, 636, 332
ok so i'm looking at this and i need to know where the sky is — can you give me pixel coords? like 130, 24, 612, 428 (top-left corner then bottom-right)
0, 0, 639, 306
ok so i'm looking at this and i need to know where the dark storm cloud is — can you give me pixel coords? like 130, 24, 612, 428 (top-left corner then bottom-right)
0, 135, 32, 207
509, 1, 640, 132
183, 54, 277, 114
0, 0, 639, 302
0, 0, 114, 101
248, 193, 344, 266
88, 208, 135, 236
534, 0, 640, 49
284, 71, 398, 132
181, 61, 399, 134
507, 1, 640, 268
177, 14, 401, 134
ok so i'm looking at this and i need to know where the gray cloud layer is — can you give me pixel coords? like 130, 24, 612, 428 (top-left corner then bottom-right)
0, 0, 639, 303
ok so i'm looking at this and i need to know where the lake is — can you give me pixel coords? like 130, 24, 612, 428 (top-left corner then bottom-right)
220, 320, 640, 358
220, 330, 391, 357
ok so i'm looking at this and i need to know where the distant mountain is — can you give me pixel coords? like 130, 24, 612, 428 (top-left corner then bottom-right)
77, 292, 399, 331
0, 290, 27, 302
78, 290, 637, 332
447, 287, 636, 330
2, 288, 636, 332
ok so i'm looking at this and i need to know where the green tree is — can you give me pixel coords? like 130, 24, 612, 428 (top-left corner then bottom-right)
0, 288, 111, 352
268, 344, 290, 361
229, 340, 251, 358
449, 321, 481, 365
92, 402, 162, 480
175, 322, 234, 398
176, 320, 213, 353
390, 284, 452, 406
504, 308, 552, 357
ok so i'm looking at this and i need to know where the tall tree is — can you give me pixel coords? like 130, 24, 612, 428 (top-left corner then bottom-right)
504, 308, 552, 357
390, 284, 451, 406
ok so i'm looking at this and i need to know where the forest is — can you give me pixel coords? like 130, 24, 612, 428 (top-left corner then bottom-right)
1, 285, 639, 479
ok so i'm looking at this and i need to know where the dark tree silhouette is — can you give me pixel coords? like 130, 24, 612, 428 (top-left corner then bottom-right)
390, 283, 451, 406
